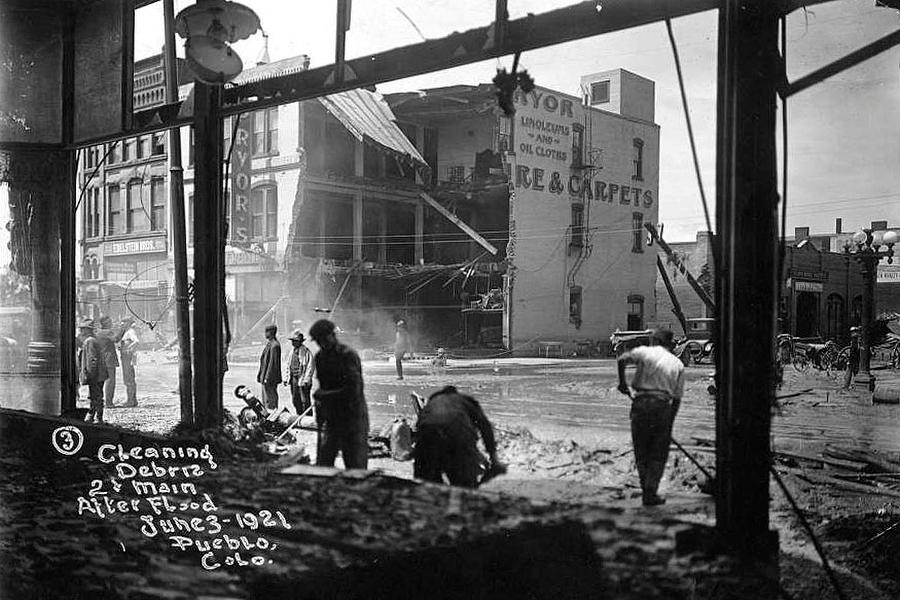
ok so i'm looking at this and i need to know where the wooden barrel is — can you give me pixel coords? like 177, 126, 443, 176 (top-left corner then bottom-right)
872, 384, 900, 405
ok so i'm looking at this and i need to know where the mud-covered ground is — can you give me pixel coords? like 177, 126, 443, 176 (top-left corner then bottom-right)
62, 351, 900, 597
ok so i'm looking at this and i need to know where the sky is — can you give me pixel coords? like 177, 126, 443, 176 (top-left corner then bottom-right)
129, 0, 900, 242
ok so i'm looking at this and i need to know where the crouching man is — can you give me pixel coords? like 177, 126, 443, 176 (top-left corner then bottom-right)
617, 328, 685, 506
414, 385, 505, 488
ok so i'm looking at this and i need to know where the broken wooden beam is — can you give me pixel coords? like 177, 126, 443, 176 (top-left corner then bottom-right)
420, 192, 498, 255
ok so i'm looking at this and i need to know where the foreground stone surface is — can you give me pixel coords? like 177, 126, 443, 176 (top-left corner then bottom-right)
0, 414, 788, 600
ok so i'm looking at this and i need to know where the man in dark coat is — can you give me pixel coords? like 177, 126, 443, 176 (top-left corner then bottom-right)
843, 327, 861, 390
257, 324, 282, 410
95, 315, 131, 408
309, 319, 369, 469
414, 385, 504, 488
78, 317, 108, 423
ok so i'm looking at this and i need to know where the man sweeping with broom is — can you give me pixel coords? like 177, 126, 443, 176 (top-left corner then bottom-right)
617, 328, 685, 506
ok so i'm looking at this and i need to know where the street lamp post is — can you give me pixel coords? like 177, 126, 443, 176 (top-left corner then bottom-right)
843, 229, 897, 390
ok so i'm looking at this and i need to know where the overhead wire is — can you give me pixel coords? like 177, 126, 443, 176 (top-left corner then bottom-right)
75, 141, 119, 212
664, 18, 713, 237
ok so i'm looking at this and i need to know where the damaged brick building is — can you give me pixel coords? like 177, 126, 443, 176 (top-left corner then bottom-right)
75, 55, 660, 354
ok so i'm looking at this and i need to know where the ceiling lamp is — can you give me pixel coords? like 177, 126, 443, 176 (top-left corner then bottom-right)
184, 36, 243, 85
175, 0, 261, 85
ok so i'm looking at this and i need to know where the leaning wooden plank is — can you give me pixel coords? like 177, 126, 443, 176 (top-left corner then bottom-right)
420, 192, 498, 255
778, 466, 900, 499
824, 446, 900, 474
773, 450, 867, 472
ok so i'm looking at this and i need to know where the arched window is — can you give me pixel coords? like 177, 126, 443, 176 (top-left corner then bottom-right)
632, 138, 644, 181
250, 184, 278, 240
627, 294, 644, 330
825, 293, 844, 342
851, 295, 863, 327
569, 285, 583, 328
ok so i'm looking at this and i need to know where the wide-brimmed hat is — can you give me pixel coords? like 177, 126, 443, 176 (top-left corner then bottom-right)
78, 316, 95, 329
288, 329, 305, 342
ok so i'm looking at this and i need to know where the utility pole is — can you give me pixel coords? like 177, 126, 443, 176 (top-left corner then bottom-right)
163, 0, 193, 427
714, 0, 780, 560
193, 80, 224, 429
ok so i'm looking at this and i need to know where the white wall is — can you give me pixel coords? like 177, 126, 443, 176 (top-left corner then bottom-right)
509, 85, 659, 348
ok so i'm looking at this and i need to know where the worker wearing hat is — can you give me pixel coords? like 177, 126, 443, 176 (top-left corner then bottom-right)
257, 324, 282, 410
843, 327, 861, 390
285, 328, 315, 415
309, 319, 369, 469
77, 317, 109, 423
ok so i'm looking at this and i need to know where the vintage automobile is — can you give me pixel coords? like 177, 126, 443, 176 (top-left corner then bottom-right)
609, 329, 654, 357
675, 318, 715, 366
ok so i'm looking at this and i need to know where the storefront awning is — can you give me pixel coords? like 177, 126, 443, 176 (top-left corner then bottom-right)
317, 88, 427, 169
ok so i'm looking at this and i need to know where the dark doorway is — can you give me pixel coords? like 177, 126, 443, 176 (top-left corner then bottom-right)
825, 293, 844, 342
795, 292, 820, 337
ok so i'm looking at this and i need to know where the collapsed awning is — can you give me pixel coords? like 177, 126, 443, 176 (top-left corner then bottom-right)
317, 88, 427, 169
179, 81, 427, 170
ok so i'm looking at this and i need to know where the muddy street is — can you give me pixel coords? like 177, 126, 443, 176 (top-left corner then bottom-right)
101, 353, 900, 458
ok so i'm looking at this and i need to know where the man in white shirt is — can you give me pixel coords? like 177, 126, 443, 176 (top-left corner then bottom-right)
119, 322, 140, 407
617, 328, 686, 506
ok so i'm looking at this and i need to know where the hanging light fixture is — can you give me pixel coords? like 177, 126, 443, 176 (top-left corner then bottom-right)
175, 0, 261, 84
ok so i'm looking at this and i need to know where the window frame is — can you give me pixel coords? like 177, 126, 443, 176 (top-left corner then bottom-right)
249, 184, 278, 241
251, 108, 279, 157
632, 138, 644, 181
591, 80, 610, 104
569, 285, 583, 327
150, 178, 166, 231
571, 123, 585, 168
126, 179, 148, 233
632, 211, 644, 253
627, 294, 645, 331
151, 133, 166, 156
570, 203, 585, 249
107, 185, 121, 236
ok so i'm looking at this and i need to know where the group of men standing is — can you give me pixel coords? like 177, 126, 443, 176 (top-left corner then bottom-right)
256, 324, 315, 416
76, 315, 139, 423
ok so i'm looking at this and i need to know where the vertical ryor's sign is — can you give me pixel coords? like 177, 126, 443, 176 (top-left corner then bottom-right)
230, 119, 253, 244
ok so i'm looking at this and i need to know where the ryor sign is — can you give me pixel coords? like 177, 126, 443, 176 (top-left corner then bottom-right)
230, 119, 253, 244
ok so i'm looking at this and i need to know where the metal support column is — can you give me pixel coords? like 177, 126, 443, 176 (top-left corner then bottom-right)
856, 256, 877, 388
60, 8, 77, 414
715, 0, 780, 560
164, 0, 194, 427
192, 81, 224, 429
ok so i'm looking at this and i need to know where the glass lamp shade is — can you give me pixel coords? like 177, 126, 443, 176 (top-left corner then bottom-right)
852, 229, 868, 245
872, 230, 885, 246
185, 36, 243, 84
883, 230, 898, 246
175, 0, 260, 43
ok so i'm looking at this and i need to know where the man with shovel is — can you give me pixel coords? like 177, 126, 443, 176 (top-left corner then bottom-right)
617, 328, 685, 506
